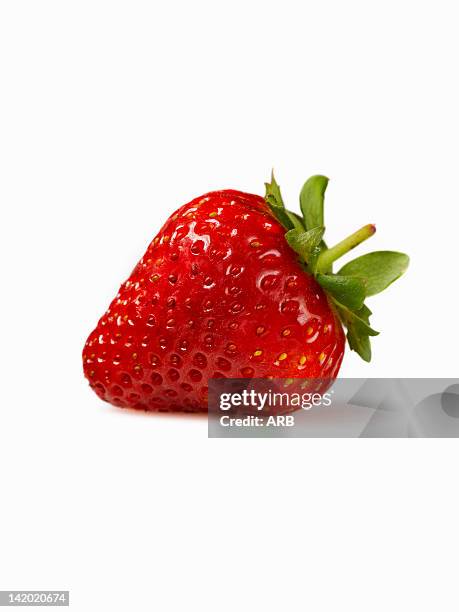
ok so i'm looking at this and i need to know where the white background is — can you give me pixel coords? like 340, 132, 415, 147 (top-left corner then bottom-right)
1, 1, 458, 610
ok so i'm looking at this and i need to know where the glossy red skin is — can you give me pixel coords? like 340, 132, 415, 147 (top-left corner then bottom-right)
83, 190, 345, 412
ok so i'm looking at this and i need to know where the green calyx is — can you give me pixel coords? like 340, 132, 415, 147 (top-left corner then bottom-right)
264, 172, 410, 362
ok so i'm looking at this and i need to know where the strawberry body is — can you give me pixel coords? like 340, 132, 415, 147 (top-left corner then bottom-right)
83, 190, 345, 412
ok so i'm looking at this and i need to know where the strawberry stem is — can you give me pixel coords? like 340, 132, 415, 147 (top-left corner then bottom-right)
316, 224, 376, 273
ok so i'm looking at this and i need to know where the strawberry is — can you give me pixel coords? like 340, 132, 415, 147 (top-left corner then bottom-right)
83, 173, 409, 412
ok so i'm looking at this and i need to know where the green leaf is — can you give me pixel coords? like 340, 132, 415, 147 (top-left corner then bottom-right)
285, 227, 325, 269
300, 175, 329, 230
287, 210, 306, 232
265, 171, 294, 230
333, 301, 379, 362
338, 251, 409, 297
316, 274, 366, 310
267, 203, 294, 230
286, 211, 305, 231
265, 170, 284, 207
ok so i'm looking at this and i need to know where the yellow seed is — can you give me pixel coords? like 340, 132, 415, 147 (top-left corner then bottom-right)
256, 326, 265, 335
319, 352, 326, 364
151, 274, 160, 282
253, 350, 263, 357
278, 352, 287, 361
163, 235, 170, 243
134, 364, 141, 371
209, 211, 218, 218
281, 328, 291, 337
89, 370, 95, 377
172, 214, 179, 221
299, 355, 307, 365
306, 326, 313, 335
323, 324, 329, 333
250, 240, 261, 248
132, 353, 137, 360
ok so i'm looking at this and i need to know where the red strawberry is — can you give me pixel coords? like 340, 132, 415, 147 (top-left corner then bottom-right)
83, 173, 409, 412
